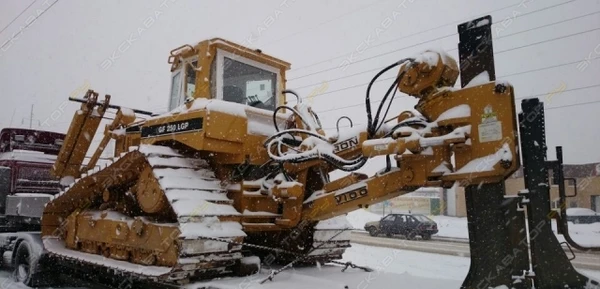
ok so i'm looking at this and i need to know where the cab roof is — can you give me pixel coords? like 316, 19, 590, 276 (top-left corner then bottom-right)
169, 37, 291, 72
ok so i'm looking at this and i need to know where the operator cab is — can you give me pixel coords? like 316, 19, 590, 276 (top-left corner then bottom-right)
167, 38, 289, 112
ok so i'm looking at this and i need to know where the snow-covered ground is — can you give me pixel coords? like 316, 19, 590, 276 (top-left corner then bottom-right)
0, 248, 470, 289
347, 209, 600, 246
0, 243, 598, 289
194, 243, 600, 289
194, 260, 460, 289
0, 211, 595, 289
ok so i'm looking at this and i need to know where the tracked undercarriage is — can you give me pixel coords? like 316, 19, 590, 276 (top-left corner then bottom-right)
42, 144, 351, 284
42, 145, 246, 283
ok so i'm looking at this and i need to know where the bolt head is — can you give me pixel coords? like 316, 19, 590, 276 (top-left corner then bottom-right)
495, 83, 507, 94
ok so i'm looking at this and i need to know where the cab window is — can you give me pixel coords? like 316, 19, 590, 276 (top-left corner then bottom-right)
168, 59, 198, 111
185, 61, 198, 99
222, 57, 277, 110
216, 49, 280, 111
168, 70, 182, 110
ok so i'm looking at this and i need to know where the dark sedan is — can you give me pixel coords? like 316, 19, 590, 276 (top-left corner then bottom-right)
364, 213, 438, 240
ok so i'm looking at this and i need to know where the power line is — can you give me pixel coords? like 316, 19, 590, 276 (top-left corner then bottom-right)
289, 0, 584, 81
430, 22, 600, 62
321, 83, 600, 130
546, 99, 600, 110
501, 56, 600, 78
495, 26, 600, 55
293, 9, 600, 89
290, 32, 450, 81
293, 66, 384, 90
290, 32, 455, 81
515, 83, 600, 101
0, 0, 59, 49
315, 73, 600, 115
0, 0, 37, 36
302, 26, 600, 102
495, 9, 600, 40
294, 0, 575, 75
294, 15, 596, 83
290, 1, 526, 72
263, 0, 391, 46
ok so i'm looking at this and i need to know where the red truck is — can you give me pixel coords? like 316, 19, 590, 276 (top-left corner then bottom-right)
0, 128, 65, 232
0, 128, 67, 285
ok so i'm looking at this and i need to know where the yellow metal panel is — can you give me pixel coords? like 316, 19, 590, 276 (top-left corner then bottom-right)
302, 170, 412, 221
428, 83, 520, 184
204, 111, 247, 143
201, 136, 244, 155
194, 41, 212, 99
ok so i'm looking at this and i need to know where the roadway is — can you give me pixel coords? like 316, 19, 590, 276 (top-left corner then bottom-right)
350, 231, 600, 271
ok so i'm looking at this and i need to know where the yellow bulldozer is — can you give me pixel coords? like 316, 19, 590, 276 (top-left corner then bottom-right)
40, 35, 520, 286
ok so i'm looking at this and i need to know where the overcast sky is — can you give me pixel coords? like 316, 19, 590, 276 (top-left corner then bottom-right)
0, 0, 599, 169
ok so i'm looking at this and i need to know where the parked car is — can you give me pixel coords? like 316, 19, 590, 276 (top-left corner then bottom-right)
566, 208, 600, 224
364, 213, 438, 240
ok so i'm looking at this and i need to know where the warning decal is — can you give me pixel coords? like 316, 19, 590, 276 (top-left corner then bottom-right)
478, 121, 502, 143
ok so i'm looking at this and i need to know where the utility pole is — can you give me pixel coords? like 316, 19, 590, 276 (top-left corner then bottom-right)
21, 104, 41, 129
29, 104, 33, 128
29, 104, 33, 129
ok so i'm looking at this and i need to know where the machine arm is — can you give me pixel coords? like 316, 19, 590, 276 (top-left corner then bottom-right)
51, 90, 110, 180
268, 50, 521, 222
52, 91, 147, 181
301, 80, 519, 221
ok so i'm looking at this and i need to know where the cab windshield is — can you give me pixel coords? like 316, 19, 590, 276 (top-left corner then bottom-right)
222, 56, 277, 110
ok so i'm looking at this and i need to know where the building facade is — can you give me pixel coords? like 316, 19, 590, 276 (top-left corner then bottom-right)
367, 188, 442, 216
448, 162, 600, 217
